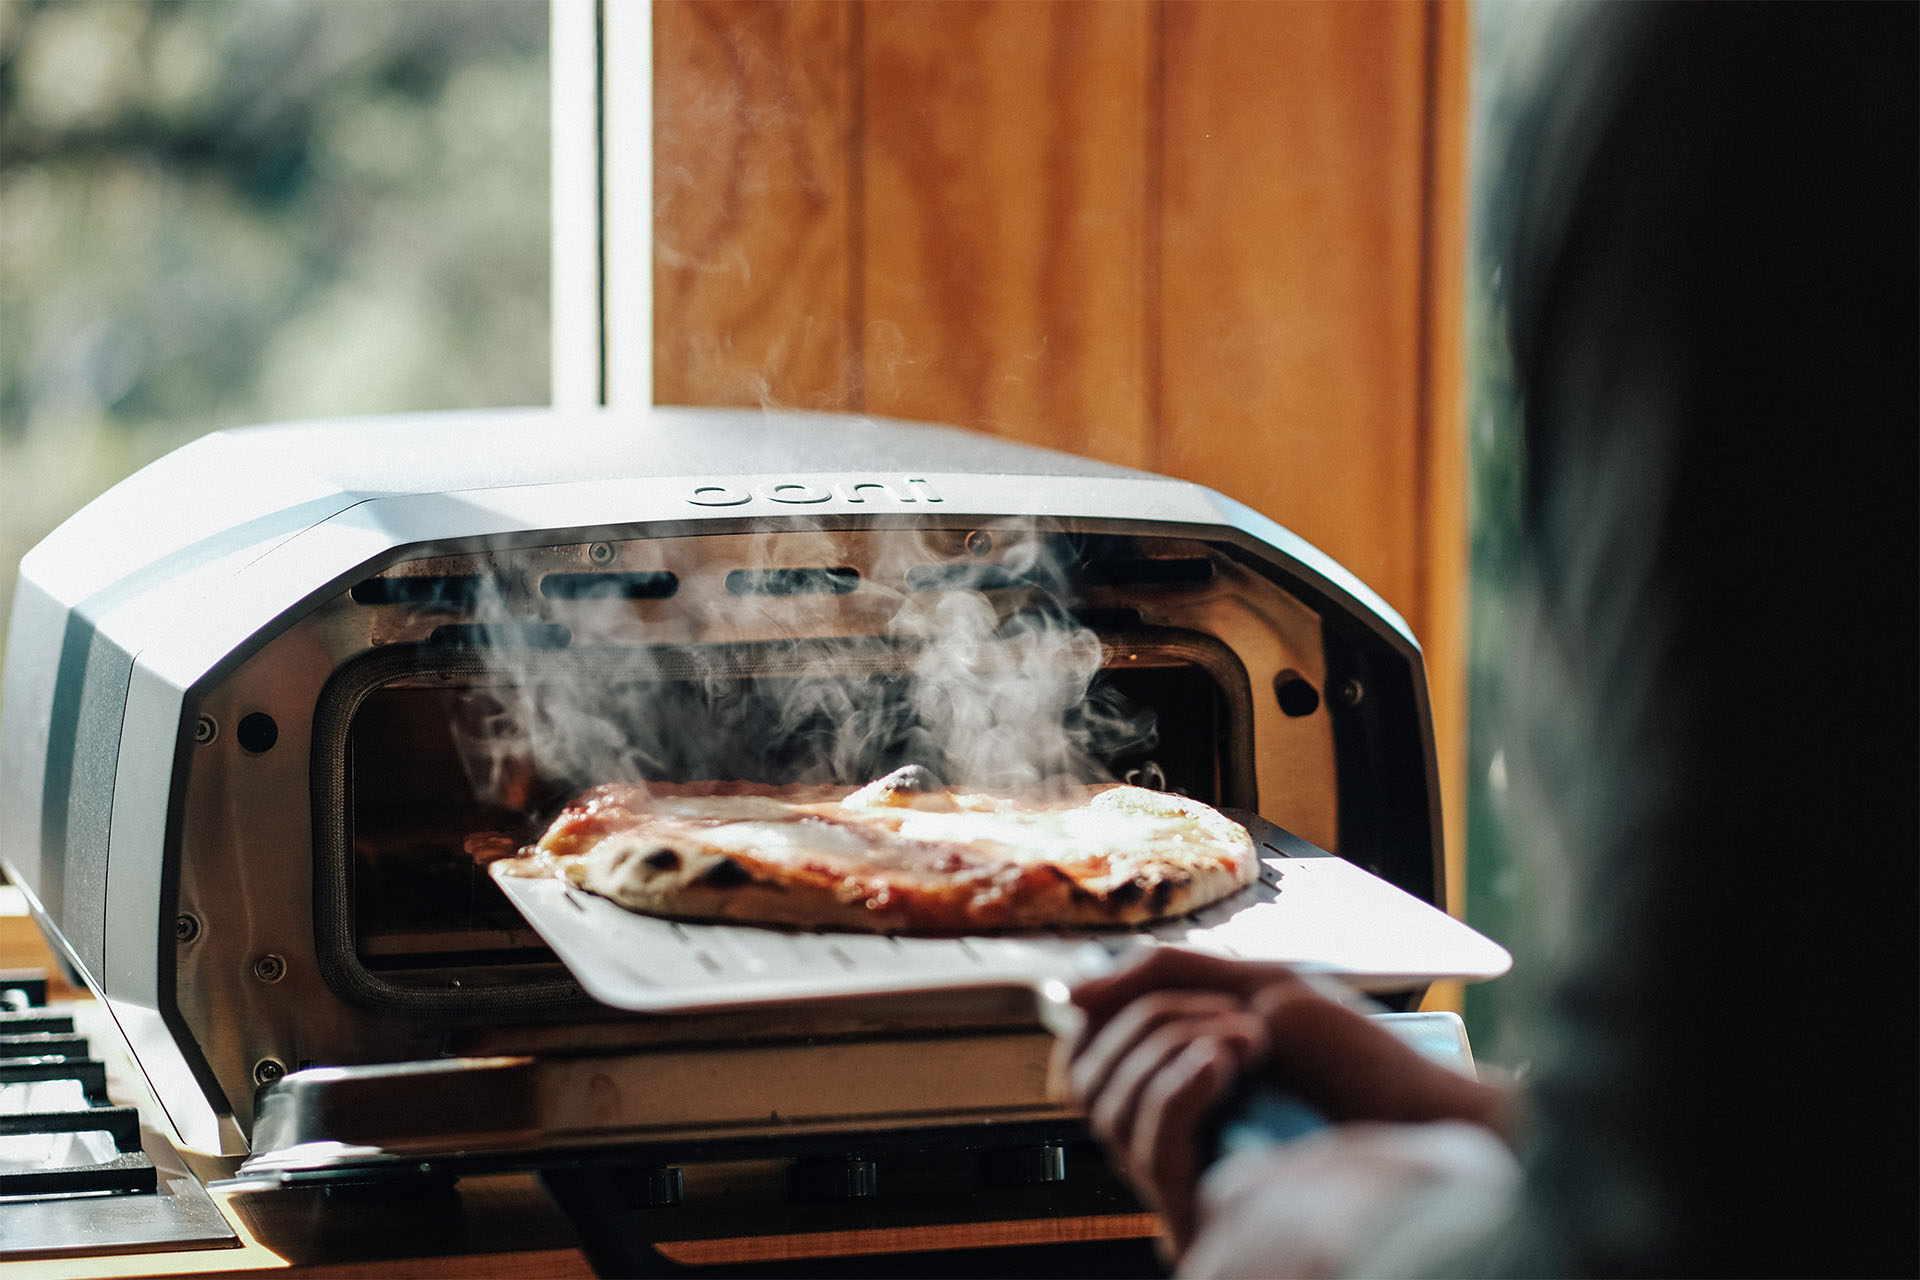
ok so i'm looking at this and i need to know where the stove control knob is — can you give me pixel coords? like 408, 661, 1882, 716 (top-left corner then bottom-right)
614, 1164, 684, 1209
975, 1142, 1067, 1187
785, 1155, 878, 1202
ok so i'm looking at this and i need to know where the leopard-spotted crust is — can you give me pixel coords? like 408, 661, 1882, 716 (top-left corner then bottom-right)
497, 770, 1257, 934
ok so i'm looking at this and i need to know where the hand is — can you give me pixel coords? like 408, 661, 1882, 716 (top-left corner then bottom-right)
1056, 948, 1514, 1255
1057, 985, 1269, 1248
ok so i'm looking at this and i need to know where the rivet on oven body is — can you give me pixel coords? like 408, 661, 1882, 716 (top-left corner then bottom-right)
587, 541, 615, 566
965, 530, 993, 557
1335, 678, 1365, 708
193, 715, 217, 744
175, 914, 200, 944
253, 954, 286, 983
253, 1058, 286, 1087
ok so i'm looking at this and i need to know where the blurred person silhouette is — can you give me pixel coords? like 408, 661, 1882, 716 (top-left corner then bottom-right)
1061, 3, 1917, 1275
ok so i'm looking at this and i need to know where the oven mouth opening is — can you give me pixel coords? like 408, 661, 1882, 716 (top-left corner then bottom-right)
310, 631, 1254, 1013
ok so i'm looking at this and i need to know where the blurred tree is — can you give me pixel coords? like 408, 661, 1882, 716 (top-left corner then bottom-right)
1461, 0, 1556, 1062
0, 0, 548, 670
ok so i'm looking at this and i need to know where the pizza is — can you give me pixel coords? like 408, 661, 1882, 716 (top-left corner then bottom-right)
491, 765, 1257, 934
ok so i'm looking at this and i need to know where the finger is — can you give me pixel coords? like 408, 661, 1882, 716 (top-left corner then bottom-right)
1066, 989, 1242, 1111
1129, 1026, 1263, 1252
1068, 948, 1307, 1047
1085, 1006, 1241, 1154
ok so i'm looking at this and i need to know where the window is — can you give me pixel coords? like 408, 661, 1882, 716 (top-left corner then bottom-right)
0, 0, 549, 664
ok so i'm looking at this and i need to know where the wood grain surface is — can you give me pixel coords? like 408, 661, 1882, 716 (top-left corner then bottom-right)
1158, 0, 1430, 615
861, 0, 1154, 467
1421, 0, 1472, 944
654, 0, 859, 410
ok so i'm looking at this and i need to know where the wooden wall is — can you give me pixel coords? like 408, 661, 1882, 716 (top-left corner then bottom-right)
652, 0, 1471, 912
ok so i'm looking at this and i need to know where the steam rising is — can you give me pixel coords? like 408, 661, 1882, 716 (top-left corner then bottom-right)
442, 520, 1159, 816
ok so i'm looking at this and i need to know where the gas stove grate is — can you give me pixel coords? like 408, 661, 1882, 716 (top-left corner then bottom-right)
1, 972, 158, 1199
0, 968, 235, 1259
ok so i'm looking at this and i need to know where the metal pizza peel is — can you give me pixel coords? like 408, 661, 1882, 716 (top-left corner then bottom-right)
490, 810, 1511, 1015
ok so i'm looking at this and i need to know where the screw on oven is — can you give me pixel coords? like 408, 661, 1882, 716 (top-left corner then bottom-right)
175, 914, 201, 944
587, 541, 616, 565
1335, 677, 1365, 707
253, 954, 287, 983
252, 1058, 286, 1087
193, 715, 217, 744
965, 529, 993, 557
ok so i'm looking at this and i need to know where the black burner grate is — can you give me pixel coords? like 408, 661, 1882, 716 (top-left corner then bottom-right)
1, 971, 158, 1199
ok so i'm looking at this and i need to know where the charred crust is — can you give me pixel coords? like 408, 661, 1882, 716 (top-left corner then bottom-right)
1107, 879, 1148, 907
1147, 877, 1183, 912
641, 847, 682, 872
697, 856, 754, 888
1042, 863, 1098, 905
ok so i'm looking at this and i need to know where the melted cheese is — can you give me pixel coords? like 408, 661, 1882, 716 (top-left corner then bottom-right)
605, 788, 1240, 885
505, 779, 1255, 931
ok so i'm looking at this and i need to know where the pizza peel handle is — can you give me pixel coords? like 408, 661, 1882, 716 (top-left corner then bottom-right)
1209, 1088, 1329, 1154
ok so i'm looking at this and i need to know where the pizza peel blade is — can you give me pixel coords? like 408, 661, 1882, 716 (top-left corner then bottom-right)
488, 808, 1509, 1017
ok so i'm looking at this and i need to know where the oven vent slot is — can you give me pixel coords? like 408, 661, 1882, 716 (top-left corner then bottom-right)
541, 571, 679, 600
427, 622, 571, 649
725, 567, 859, 596
1082, 557, 1214, 587
350, 575, 489, 608
905, 564, 1037, 592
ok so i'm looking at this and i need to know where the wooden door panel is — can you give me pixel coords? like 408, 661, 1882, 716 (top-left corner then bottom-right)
653, 0, 858, 410
1158, 0, 1431, 622
860, 0, 1154, 468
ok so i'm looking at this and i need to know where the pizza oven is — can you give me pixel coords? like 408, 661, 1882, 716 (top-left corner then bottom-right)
0, 405, 1505, 1267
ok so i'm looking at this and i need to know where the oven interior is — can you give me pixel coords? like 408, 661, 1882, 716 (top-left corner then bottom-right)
341, 635, 1252, 976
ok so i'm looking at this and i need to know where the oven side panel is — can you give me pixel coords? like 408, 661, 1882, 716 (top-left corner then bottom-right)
1, 425, 374, 997
0, 576, 123, 991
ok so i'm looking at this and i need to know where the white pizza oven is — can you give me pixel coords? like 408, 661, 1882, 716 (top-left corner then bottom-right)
0, 405, 1504, 1262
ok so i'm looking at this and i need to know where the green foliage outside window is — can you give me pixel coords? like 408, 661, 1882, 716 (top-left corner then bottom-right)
0, 0, 549, 675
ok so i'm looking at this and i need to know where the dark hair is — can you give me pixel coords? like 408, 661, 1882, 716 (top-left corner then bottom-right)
1494, 4, 1917, 1274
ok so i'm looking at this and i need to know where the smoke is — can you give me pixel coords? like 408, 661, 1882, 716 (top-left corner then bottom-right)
437, 518, 1159, 816
888, 576, 1148, 794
